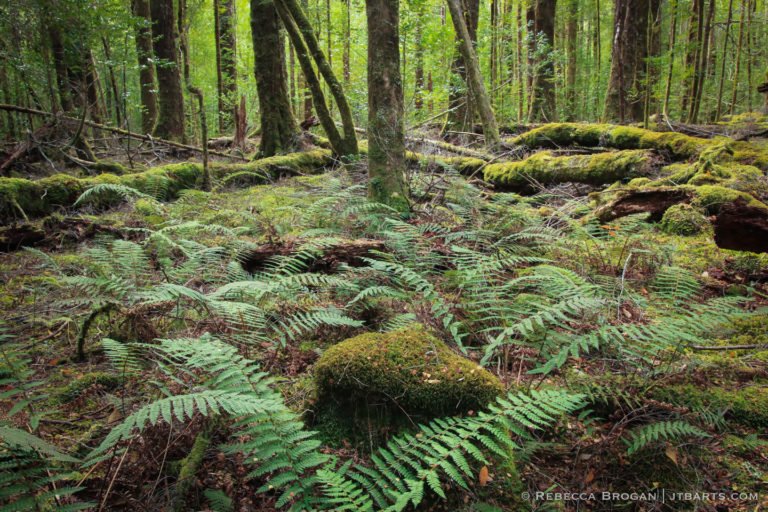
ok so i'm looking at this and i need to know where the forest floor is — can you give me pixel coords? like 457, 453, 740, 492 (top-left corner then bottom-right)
1, 115, 768, 511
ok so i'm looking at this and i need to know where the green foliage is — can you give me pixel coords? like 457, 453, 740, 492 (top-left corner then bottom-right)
623, 420, 710, 456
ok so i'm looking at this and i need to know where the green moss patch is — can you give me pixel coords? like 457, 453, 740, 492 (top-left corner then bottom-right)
483, 150, 653, 192
314, 325, 503, 418
660, 204, 710, 236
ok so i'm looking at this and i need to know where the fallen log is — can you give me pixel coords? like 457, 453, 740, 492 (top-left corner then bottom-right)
241, 238, 385, 273
483, 149, 655, 193
0, 149, 333, 222
595, 185, 768, 253
0, 215, 130, 252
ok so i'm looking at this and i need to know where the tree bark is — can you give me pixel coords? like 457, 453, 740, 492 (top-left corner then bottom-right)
149, 0, 186, 141
729, 0, 747, 115
132, 0, 158, 134
564, 0, 578, 120
366, 0, 409, 212
215, 0, 238, 132
444, 0, 479, 134
446, 0, 500, 148
715, 0, 735, 121
278, 0, 357, 155
251, 0, 299, 156
603, 0, 661, 123
688, 0, 715, 123
528, 0, 557, 122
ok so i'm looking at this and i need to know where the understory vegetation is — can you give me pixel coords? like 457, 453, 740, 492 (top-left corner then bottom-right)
1, 122, 767, 509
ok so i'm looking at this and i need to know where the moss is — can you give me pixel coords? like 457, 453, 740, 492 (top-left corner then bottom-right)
483, 150, 652, 192
510, 123, 713, 160
314, 325, 504, 418
659, 204, 710, 236
628, 177, 651, 187
0, 150, 333, 222
58, 372, 120, 403
651, 383, 768, 429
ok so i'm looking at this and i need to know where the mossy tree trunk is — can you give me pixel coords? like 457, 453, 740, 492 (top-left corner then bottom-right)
603, 0, 661, 123
149, 0, 186, 142
214, 0, 238, 132
528, 0, 557, 122
366, 0, 409, 212
278, 0, 357, 156
131, 0, 158, 135
446, 0, 500, 148
251, 0, 299, 156
275, 0, 345, 155
444, 0, 479, 135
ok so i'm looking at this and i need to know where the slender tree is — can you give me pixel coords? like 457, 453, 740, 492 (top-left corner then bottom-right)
215, 0, 238, 131
149, 0, 185, 141
603, 0, 661, 123
131, 0, 158, 134
444, 0, 479, 135
366, 0, 409, 212
528, 0, 557, 122
446, 0, 500, 147
251, 0, 299, 156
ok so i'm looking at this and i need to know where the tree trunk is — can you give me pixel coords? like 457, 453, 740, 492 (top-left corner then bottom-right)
131, 0, 158, 134
48, 23, 74, 112
251, 0, 299, 156
662, 0, 678, 117
278, 0, 358, 155
688, 0, 715, 123
414, 21, 424, 111
149, 0, 185, 141
101, 37, 122, 126
343, 0, 351, 83
215, 0, 238, 132
366, 0, 409, 212
528, 0, 557, 122
603, 0, 661, 123
564, 0, 578, 120
681, 0, 703, 115
715, 0, 735, 120
444, 0, 479, 135
446, 0, 500, 148
729, 0, 747, 115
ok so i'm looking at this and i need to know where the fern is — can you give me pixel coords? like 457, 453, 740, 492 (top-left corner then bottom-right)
623, 420, 710, 455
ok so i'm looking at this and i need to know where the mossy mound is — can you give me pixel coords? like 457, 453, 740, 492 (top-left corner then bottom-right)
0, 150, 332, 222
314, 326, 504, 418
483, 150, 653, 192
660, 204, 710, 236
651, 383, 768, 429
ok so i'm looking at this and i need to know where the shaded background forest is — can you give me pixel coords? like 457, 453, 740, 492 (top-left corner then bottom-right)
1, 0, 766, 147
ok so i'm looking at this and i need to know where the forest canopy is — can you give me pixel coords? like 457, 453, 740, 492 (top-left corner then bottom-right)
0, 0, 767, 510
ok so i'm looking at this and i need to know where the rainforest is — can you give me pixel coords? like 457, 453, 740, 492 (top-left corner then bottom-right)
0, 0, 767, 510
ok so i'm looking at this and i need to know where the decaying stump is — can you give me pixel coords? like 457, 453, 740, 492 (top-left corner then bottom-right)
714, 198, 768, 253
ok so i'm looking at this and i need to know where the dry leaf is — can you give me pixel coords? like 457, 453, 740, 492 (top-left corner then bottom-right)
584, 469, 595, 484
665, 445, 678, 465
478, 465, 490, 486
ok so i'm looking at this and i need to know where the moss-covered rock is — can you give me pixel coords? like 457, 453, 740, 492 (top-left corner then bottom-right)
483, 150, 653, 192
660, 204, 710, 236
314, 326, 504, 418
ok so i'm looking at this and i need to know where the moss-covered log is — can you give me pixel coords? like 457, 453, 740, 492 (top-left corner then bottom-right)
0, 150, 332, 222
596, 185, 768, 253
483, 150, 654, 192
510, 123, 768, 170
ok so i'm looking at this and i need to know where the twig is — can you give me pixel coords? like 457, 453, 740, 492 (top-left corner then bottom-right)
691, 344, 768, 351
0, 103, 248, 161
